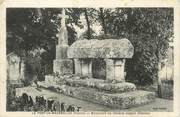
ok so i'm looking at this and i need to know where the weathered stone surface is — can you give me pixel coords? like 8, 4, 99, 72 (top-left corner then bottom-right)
37, 82, 155, 109
58, 8, 68, 45
7, 52, 25, 84
106, 59, 115, 81
45, 76, 135, 93
54, 44, 73, 75
56, 45, 69, 59
106, 59, 126, 82
114, 59, 125, 81
65, 78, 104, 88
74, 59, 92, 77
67, 38, 134, 58
54, 11, 72, 75
64, 78, 136, 93
62, 87, 155, 109
95, 82, 136, 93
45, 75, 61, 85
44, 75, 136, 93
74, 59, 81, 75
53, 59, 73, 75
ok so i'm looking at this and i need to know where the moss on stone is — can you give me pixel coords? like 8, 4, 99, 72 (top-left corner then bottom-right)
67, 39, 134, 58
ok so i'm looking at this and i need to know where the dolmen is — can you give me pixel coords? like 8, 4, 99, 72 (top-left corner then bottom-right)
68, 38, 134, 82
20, 38, 156, 109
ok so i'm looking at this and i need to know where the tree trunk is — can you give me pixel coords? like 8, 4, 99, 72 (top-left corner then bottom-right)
153, 39, 162, 98
84, 8, 91, 39
99, 8, 107, 35
127, 9, 133, 40
37, 8, 43, 24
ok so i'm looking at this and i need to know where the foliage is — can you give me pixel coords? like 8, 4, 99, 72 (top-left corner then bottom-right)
97, 8, 173, 85
7, 8, 173, 85
7, 8, 81, 83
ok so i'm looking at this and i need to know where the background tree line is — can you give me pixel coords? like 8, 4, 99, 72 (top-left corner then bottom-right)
6, 8, 173, 85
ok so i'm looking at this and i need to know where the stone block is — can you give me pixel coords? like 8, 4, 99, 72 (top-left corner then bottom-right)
65, 78, 104, 88
61, 87, 155, 109
74, 59, 92, 77
37, 82, 155, 109
67, 39, 134, 58
81, 59, 92, 77
106, 59, 115, 81
45, 75, 55, 84
106, 59, 126, 82
74, 59, 81, 75
64, 78, 136, 93
45, 75, 62, 85
114, 59, 125, 82
56, 45, 69, 59
53, 59, 73, 75
95, 82, 136, 93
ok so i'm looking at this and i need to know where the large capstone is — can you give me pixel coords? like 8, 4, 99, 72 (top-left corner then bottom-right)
67, 38, 134, 59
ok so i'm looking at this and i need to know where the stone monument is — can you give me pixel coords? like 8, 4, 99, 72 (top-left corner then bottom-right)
67, 38, 134, 82
21, 38, 156, 109
7, 52, 24, 87
53, 8, 73, 75
18, 14, 156, 109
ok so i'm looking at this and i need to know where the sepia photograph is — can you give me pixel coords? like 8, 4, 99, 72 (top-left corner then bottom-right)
5, 7, 174, 113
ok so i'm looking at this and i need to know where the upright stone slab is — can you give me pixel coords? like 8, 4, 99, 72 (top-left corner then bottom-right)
74, 59, 81, 75
74, 58, 92, 77
7, 52, 24, 86
53, 9, 73, 75
106, 59, 125, 82
114, 59, 125, 81
106, 59, 115, 81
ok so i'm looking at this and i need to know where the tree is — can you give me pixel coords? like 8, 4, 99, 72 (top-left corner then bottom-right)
84, 8, 91, 39
6, 8, 82, 83
100, 8, 173, 85
99, 8, 107, 35
7, 8, 173, 86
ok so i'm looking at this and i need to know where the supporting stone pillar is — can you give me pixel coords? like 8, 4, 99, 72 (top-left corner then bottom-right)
74, 59, 92, 77
74, 59, 81, 75
82, 59, 92, 77
106, 59, 125, 82
114, 59, 125, 82
106, 59, 115, 81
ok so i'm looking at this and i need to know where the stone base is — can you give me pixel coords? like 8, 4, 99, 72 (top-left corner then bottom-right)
35, 75, 156, 109
38, 81, 155, 109
65, 78, 136, 93
43, 75, 136, 93
53, 59, 73, 75
45, 75, 62, 85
